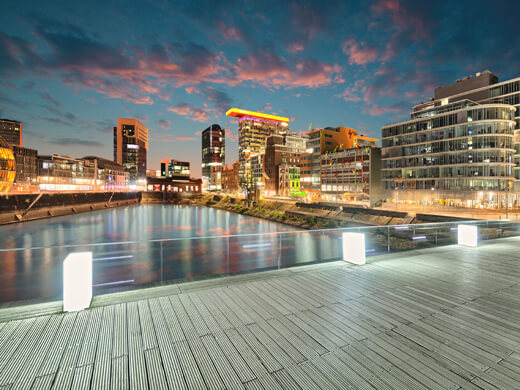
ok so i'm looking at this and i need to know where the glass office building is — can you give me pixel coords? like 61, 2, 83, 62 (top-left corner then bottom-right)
201, 124, 225, 191
114, 118, 148, 189
381, 71, 518, 208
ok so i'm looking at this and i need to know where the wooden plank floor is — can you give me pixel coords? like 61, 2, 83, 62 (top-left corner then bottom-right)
1, 237, 520, 389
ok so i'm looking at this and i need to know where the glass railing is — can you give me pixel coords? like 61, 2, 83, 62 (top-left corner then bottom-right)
0, 219, 519, 306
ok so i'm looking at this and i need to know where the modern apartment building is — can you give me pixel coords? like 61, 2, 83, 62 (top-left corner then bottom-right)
321, 146, 382, 206
0, 119, 22, 147
226, 108, 289, 191
381, 71, 518, 208
201, 124, 225, 191
114, 118, 148, 189
307, 127, 378, 196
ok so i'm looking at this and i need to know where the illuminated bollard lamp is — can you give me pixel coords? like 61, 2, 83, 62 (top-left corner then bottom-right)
63, 252, 93, 312
457, 225, 478, 247
342, 232, 366, 265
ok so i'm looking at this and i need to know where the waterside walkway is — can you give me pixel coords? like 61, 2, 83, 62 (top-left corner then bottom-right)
1, 237, 520, 389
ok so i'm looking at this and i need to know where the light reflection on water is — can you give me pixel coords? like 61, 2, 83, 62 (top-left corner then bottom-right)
0, 204, 342, 304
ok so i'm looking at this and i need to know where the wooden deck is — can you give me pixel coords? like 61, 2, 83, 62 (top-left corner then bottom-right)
1, 237, 520, 389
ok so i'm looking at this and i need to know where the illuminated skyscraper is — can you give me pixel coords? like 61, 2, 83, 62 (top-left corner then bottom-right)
201, 124, 225, 191
114, 118, 148, 188
226, 108, 289, 191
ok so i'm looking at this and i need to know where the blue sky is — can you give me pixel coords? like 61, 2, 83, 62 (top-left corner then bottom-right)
1, 0, 519, 177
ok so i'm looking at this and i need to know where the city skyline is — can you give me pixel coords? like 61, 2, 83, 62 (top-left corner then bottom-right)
1, 0, 519, 177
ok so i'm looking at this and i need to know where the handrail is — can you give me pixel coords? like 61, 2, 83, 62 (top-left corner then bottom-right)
0, 218, 517, 253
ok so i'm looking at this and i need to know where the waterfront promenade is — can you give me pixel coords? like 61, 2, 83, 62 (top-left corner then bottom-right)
1, 237, 520, 389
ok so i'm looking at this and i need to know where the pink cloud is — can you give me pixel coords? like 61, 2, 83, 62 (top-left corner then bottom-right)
158, 119, 171, 129
232, 50, 343, 89
167, 103, 210, 123
342, 39, 378, 65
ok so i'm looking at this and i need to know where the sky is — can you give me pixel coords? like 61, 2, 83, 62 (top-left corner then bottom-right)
1, 0, 519, 178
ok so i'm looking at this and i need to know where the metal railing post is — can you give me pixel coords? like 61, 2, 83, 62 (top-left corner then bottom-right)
387, 225, 390, 253
227, 236, 230, 274
160, 241, 163, 282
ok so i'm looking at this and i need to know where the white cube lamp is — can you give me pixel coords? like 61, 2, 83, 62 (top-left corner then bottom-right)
63, 252, 93, 312
342, 232, 366, 265
458, 225, 478, 247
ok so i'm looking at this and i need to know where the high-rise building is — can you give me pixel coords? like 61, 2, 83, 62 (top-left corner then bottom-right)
114, 118, 148, 189
201, 124, 225, 191
381, 70, 519, 208
226, 108, 289, 191
0, 119, 22, 147
0, 136, 16, 193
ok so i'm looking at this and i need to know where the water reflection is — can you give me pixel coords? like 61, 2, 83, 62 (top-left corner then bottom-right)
0, 205, 342, 304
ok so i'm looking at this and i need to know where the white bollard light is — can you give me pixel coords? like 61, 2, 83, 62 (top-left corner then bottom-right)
342, 232, 366, 265
63, 252, 93, 312
458, 225, 478, 247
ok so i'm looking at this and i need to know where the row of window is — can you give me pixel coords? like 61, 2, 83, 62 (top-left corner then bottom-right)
383, 122, 513, 148
383, 107, 514, 138
384, 178, 512, 191
383, 150, 513, 168
383, 165, 512, 179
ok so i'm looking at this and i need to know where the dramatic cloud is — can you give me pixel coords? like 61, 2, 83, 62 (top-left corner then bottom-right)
342, 39, 379, 65
232, 49, 343, 89
167, 103, 211, 123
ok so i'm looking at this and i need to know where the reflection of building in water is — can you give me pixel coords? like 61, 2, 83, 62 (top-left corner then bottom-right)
0, 136, 16, 193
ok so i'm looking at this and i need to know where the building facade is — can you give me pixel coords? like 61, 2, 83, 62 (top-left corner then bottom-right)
381, 71, 518, 208
307, 127, 378, 199
12, 145, 38, 191
114, 118, 148, 189
0, 136, 15, 193
167, 159, 190, 179
222, 161, 239, 193
82, 156, 128, 191
0, 119, 22, 147
201, 124, 225, 191
226, 108, 289, 191
264, 133, 306, 196
38, 155, 96, 191
321, 146, 382, 206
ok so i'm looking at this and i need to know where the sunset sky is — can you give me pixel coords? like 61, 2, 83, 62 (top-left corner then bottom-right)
1, 0, 519, 177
